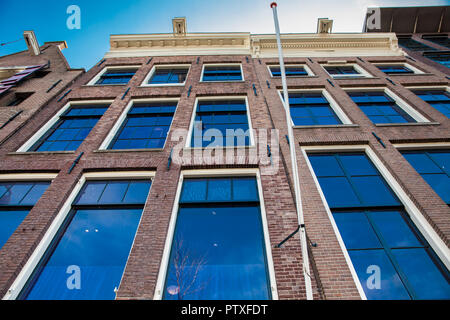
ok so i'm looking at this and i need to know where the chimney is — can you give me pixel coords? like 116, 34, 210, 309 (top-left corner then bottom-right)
317, 18, 333, 34
172, 17, 187, 36
23, 31, 41, 55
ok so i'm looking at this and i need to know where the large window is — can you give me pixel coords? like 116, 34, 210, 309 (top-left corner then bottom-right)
423, 52, 450, 68
0, 181, 50, 249
269, 65, 311, 77
92, 68, 137, 85
401, 150, 450, 205
323, 65, 370, 78
107, 101, 176, 150
201, 65, 243, 82
376, 65, 414, 75
285, 92, 344, 126
29, 103, 109, 152
398, 37, 435, 51
347, 91, 416, 124
422, 36, 450, 49
144, 66, 189, 85
19, 179, 152, 300
308, 152, 450, 299
412, 89, 450, 118
163, 176, 271, 300
190, 99, 251, 148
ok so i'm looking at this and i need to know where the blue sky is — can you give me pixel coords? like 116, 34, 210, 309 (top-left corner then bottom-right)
1, 0, 449, 69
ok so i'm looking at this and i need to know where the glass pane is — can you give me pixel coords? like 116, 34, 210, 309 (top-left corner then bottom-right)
402, 153, 441, 174
339, 154, 378, 176
392, 248, 450, 300
122, 181, 152, 204
232, 178, 259, 201
98, 182, 129, 204
333, 212, 382, 250
0, 210, 29, 249
351, 176, 400, 207
24, 208, 143, 300
164, 206, 270, 300
75, 182, 106, 205
180, 179, 207, 203
422, 174, 450, 204
207, 179, 231, 201
368, 211, 422, 248
349, 250, 410, 300
20, 182, 50, 206
317, 177, 361, 208
0, 183, 33, 205
308, 154, 344, 177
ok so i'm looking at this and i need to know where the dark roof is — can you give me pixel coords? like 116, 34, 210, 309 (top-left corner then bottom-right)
363, 6, 449, 34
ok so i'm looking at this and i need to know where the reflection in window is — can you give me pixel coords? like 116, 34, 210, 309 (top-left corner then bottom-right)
348, 91, 416, 124
398, 37, 435, 52
109, 101, 176, 150
202, 66, 242, 81
148, 67, 189, 84
324, 65, 364, 78
269, 66, 309, 77
0, 181, 50, 249
412, 89, 450, 118
164, 177, 271, 300
401, 150, 450, 204
20, 180, 152, 300
376, 65, 414, 75
94, 69, 136, 85
423, 52, 450, 68
308, 152, 450, 299
29, 104, 109, 152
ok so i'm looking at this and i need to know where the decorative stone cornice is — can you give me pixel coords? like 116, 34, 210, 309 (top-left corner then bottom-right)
105, 32, 403, 58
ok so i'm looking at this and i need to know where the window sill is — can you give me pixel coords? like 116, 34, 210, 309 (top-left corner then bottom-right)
384, 73, 434, 77
375, 122, 440, 127
271, 75, 319, 79
200, 80, 245, 83
139, 83, 186, 87
94, 148, 164, 153
331, 76, 376, 80
82, 84, 128, 87
293, 124, 359, 129
9, 151, 76, 155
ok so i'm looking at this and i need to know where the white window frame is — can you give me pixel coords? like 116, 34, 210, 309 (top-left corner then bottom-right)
86, 65, 139, 86
321, 63, 373, 78
301, 144, 450, 300
185, 95, 255, 149
17, 100, 114, 153
267, 64, 315, 77
2, 170, 156, 300
98, 97, 179, 151
372, 62, 425, 75
200, 63, 244, 82
277, 88, 353, 127
344, 87, 430, 123
153, 168, 278, 300
140, 64, 191, 87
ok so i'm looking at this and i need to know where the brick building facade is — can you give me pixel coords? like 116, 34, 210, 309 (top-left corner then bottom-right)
0, 16, 448, 300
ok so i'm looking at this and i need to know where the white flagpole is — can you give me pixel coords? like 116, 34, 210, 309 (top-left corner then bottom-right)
270, 1, 313, 300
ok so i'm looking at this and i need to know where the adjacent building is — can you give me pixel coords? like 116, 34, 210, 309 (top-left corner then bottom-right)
0, 12, 449, 300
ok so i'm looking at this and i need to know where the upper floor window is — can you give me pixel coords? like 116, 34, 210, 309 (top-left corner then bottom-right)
398, 37, 435, 51
283, 91, 350, 126
163, 176, 271, 300
423, 52, 450, 69
88, 67, 138, 85
422, 35, 450, 49
268, 65, 313, 77
20, 179, 152, 300
105, 100, 177, 150
23, 102, 109, 152
412, 89, 450, 118
347, 90, 422, 124
143, 65, 189, 86
201, 64, 243, 82
323, 64, 371, 78
0, 180, 50, 249
375, 63, 423, 75
401, 150, 450, 205
189, 98, 252, 148
308, 152, 450, 299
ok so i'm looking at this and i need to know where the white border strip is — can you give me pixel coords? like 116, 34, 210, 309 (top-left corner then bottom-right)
3, 171, 156, 300
200, 63, 245, 82
153, 168, 278, 300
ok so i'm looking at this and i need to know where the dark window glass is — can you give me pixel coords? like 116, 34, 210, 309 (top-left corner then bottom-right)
95, 69, 136, 85
348, 91, 416, 124
148, 67, 189, 84
308, 152, 450, 300
423, 52, 450, 68
270, 66, 309, 77
21, 179, 151, 300
412, 89, 450, 118
30, 104, 108, 152
422, 36, 450, 49
191, 100, 250, 148
324, 66, 361, 77
286, 92, 342, 126
164, 177, 270, 300
202, 66, 242, 81
398, 37, 435, 51
109, 101, 176, 150
402, 150, 450, 204
0, 181, 50, 249
376, 65, 414, 75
